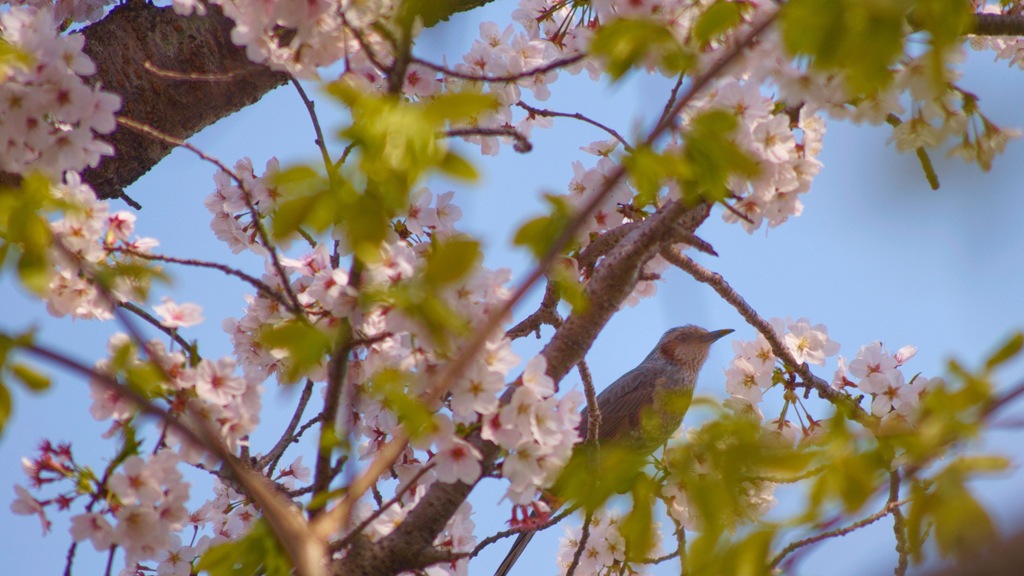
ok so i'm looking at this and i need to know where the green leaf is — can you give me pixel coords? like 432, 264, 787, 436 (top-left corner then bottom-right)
422, 92, 499, 123
780, 0, 911, 95
269, 166, 337, 240
258, 321, 333, 384
10, 362, 49, 392
437, 151, 479, 181
984, 331, 1023, 371
678, 110, 759, 204
368, 369, 434, 440
0, 38, 30, 70
347, 193, 391, 264
125, 362, 168, 398
15, 247, 50, 294
590, 19, 689, 80
0, 381, 10, 437
198, 520, 292, 576
909, 0, 973, 94
273, 188, 328, 239
931, 480, 995, 558
625, 145, 679, 209
621, 475, 656, 560
513, 194, 575, 259
947, 455, 1011, 475
552, 444, 650, 511
550, 259, 588, 313
730, 530, 774, 576
694, 2, 745, 45
424, 237, 480, 287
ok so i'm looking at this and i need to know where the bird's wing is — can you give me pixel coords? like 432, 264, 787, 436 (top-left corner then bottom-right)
581, 363, 678, 445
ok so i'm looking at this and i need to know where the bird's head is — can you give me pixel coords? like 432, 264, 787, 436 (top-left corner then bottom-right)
655, 325, 734, 371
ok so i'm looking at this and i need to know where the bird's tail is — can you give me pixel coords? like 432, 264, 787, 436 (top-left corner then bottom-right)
494, 529, 537, 576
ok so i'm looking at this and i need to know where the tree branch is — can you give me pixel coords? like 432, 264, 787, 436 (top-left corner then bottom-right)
971, 13, 1024, 37
659, 248, 876, 429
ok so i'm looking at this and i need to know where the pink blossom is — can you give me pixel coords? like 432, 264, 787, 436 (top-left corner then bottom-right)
725, 357, 771, 404
153, 297, 204, 328
11, 485, 50, 533
432, 436, 483, 485
521, 355, 554, 397
192, 358, 246, 405
70, 512, 115, 550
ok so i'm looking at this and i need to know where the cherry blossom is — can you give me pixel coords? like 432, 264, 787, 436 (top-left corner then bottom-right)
0, 6, 120, 177
153, 297, 205, 328
11, 484, 50, 533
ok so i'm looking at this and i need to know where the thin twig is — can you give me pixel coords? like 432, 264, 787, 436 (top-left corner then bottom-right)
311, 335, 352, 515
117, 301, 196, 359
289, 76, 338, 187
769, 498, 909, 568
578, 359, 600, 443
644, 549, 682, 566
505, 280, 562, 340
103, 546, 115, 576
411, 54, 584, 83
236, 177, 304, 313
982, 378, 1024, 420
259, 379, 316, 474
470, 507, 577, 557
445, 127, 532, 153
566, 510, 594, 576
330, 462, 437, 553
116, 117, 304, 315
110, 247, 295, 314
516, 101, 632, 152
657, 71, 687, 131
890, 471, 909, 576
659, 248, 875, 429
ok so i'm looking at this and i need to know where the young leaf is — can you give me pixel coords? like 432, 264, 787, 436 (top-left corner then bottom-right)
424, 237, 480, 287
984, 331, 1023, 371
10, 362, 50, 392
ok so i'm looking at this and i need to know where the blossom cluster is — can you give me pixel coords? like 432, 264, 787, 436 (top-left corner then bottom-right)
0, 6, 120, 178
833, 342, 941, 429
72, 451, 190, 570
347, 482, 478, 575
3, 0, 114, 24
12, 442, 194, 574
47, 172, 157, 320
723, 318, 942, 436
88, 332, 263, 465
207, 156, 585, 507
555, 511, 658, 576
662, 467, 777, 533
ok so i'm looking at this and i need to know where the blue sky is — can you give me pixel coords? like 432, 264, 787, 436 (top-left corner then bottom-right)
3, 4, 1024, 575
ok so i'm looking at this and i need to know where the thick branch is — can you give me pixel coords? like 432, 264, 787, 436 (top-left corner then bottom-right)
971, 13, 1024, 37
80, 3, 288, 200
0, 1, 498, 200
337, 203, 711, 576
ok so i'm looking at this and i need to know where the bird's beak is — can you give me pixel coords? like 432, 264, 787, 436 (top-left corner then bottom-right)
704, 328, 734, 342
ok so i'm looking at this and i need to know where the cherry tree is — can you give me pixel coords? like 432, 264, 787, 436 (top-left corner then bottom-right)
3, 1, 1024, 575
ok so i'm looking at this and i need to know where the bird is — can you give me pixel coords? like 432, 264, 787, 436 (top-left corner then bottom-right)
494, 325, 733, 576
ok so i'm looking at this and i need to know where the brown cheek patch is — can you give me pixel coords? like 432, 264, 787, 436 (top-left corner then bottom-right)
659, 338, 682, 362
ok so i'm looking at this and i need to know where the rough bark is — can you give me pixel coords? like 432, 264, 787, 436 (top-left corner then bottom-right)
0, 0, 496, 201
79, 3, 289, 201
